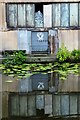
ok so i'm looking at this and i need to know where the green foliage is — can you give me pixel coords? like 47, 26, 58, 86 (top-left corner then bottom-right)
0, 61, 80, 80
2, 50, 26, 66
71, 49, 80, 61
57, 44, 71, 62
0, 49, 80, 80
57, 44, 80, 62
54, 62, 80, 80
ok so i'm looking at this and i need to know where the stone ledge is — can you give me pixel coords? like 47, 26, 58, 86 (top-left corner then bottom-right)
26, 56, 56, 63
0, 55, 56, 63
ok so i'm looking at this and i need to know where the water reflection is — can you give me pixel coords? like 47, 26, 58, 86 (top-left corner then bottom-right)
58, 74, 80, 92
2, 73, 80, 93
1, 72, 80, 119
0, 74, 2, 120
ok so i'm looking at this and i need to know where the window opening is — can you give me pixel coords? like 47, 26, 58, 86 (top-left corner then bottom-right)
35, 3, 43, 27
35, 3, 43, 13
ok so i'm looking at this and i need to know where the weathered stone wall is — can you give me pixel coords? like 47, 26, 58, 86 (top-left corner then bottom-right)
1, 30, 79, 51
2, 31, 18, 50
58, 30, 79, 51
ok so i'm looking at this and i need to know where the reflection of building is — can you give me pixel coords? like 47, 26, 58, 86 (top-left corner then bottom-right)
0, 74, 2, 119
8, 93, 80, 118
2, 73, 80, 119
0, 1, 80, 55
0, 92, 2, 120
19, 73, 58, 92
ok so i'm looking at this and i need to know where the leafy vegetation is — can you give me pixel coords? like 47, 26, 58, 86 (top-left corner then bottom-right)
2, 50, 26, 66
71, 49, 80, 62
0, 49, 80, 80
57, 44, 80, 62
57, 44, 71, 62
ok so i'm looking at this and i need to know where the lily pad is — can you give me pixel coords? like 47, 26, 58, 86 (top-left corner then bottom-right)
5, 80, 13, 83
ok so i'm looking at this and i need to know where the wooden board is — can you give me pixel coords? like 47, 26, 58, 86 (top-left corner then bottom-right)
28, 95, 36, 116
45, 94, 52, 114
70, 3, 78, 26
44, 4, 52, 27
8, 4, 17, 27
36, 95, 44, 109
53, 95, 61, 116
61, 3, 69, 27
79, 3, 80, 26
10, 95, 19, 116
70, 95, 77, 115
61, 95, 69, 115
19, 95, 28, 116
18, 4, 26, 27
52, 4, 60, 27
26, 4, 34, 27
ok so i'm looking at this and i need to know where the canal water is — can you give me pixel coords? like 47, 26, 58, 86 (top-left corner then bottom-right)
0, 72, 80, 120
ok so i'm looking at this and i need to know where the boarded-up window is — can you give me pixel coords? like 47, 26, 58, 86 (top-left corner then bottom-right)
52, 3, 79, 27
7, 4, 35, 28
6, 3, 80, 28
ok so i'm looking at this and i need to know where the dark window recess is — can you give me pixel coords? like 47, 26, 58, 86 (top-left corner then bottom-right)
36, 109, 44, 116
35, 3, 43, 27
35, 3, 43, 13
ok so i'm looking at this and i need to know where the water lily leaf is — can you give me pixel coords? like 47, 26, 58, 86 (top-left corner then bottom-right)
5, 80, 13, 83
42, 72, 47, 74
9, 71, 14, 73
13, 66, 18, 68
8, 74, 14, 77
13, 69, 18, 71
24, 73, 32, 77
18, 76, 22, 78
48, 71, 52, 73
60, 76, 66, 80
3, 70, 7, 74
21, 71, 26, 73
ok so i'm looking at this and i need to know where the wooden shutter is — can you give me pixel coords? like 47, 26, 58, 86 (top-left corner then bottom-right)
70, 3, 78, 26
52, 4, 60, 27
61, 95, 69, 115
70, 95, 77, 115
28, 95, 36, 116
18, 4, 26, 27
45, 94, 52, 114
43, 4, 52, 27
8, 4, 17, 27
26, 4, 35, 27
79, 3, 80, 26
61, 3, 69, 27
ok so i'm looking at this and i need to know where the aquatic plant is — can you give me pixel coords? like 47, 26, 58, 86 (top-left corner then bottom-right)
57, 44, 71, 62
57, 44, 80, 62
0, 50, 80, 80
